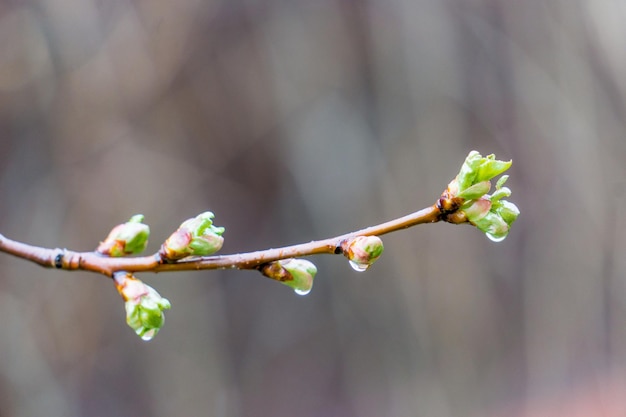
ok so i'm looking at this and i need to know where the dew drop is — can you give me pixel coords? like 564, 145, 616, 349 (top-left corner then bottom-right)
349, 260, 369, 272
486, 233, 506, 242
294, 288, 311, 296
140, 329, 156, 341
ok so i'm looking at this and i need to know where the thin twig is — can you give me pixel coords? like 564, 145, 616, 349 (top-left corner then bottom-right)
0, 205, 442, 278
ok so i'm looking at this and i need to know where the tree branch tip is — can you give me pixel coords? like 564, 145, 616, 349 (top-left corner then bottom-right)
0, 150, 520, 340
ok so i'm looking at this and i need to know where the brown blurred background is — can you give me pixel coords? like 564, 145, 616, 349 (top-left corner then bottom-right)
1, 0, 626, 416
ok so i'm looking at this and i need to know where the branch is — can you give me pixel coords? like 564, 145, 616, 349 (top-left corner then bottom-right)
0, 206, 440, 276
0, 151, 520, 340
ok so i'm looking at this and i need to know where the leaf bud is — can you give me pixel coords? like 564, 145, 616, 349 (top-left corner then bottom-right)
160, 212, 225, 261
261, 258, 317, 295
96, 214, 150, 257
344, 235, 384, 271
114, 272, 171, 341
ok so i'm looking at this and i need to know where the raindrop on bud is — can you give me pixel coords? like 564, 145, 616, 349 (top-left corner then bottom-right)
344, 235, 383, 271
349, 260, 369, 272
141, 330, 156, 341
294, 287, 312, 296
486, 233, 507, 242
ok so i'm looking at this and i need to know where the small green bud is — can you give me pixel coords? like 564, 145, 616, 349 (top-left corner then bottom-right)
495, 175, 509, 189
96, 215, 150, 257
261, 258, 317, 295
128, 214, 145, 223
114, 272, 171, 341
160, 212, 225, 261
490, 186, 512, 202
345, 235, 384, 271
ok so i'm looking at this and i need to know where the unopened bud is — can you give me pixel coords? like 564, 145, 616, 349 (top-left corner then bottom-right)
495, 174, 509, 189
160, 212, 225, 261
96, 214, 150, 257
345, 235, 384, 271
490, 186, 512, 203
114, 272, 171, 341
261, 258, 317, 295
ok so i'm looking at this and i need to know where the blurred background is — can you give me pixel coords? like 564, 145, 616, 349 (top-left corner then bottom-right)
1, 0, 626, 416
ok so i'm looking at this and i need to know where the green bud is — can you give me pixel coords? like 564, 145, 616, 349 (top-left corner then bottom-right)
283, 259, 317, 295
115, 272, 171, 341
495, 175, 509, 190
160, 212, 225, 261
345, 235, 384, 271
261, 258, 317, 295
96, 215, 150, 257
490, 186, 512, 202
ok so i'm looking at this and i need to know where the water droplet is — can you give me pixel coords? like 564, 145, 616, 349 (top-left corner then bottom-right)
294, 287, 311, 296
140, 329, 156, 341
349, 260, 369, 272
486, 233, 506, 242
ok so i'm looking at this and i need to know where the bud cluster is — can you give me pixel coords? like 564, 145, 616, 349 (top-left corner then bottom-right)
446, 151, 520, 241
